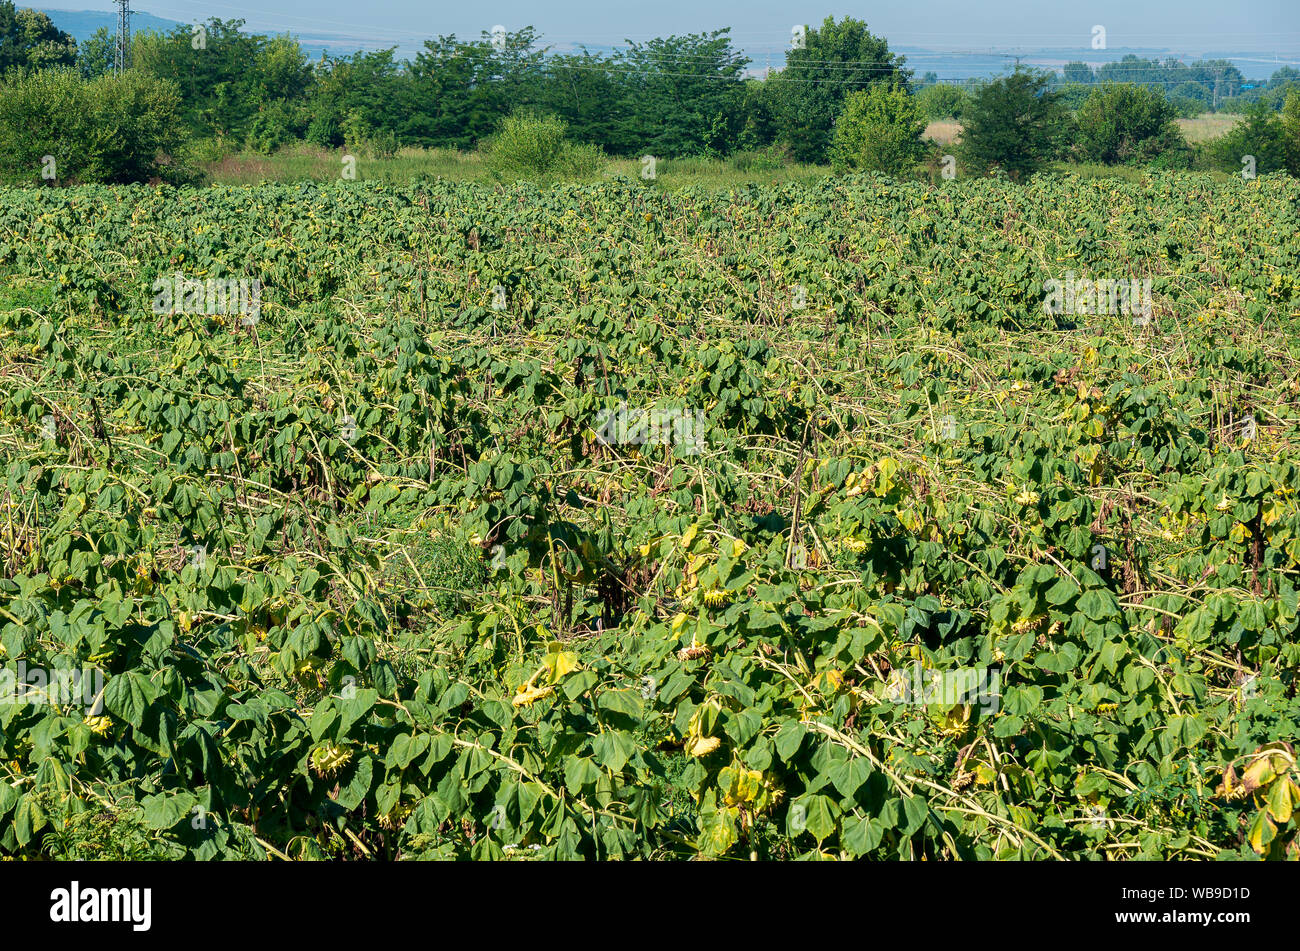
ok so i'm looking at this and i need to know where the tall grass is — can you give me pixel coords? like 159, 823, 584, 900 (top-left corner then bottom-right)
1176, 113, 1243, 143
206, 145, 829, 189
205, 144, 488, 185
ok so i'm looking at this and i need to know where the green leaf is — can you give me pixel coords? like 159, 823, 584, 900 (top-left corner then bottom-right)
828, 757, 872, 800
842, 815, 884, 856
564, 755, 601, 794
13, 794, 44, 847
591, 731, 636, 774
0, 782, 18, 820
796, 795, 837, 844
901, 794, 929, 835
141, 791, 200, 830
1045, 577, 1079, 606
103, 670, 160, 729
334, 756, 374, 811
774, 720, 806, 761
697, 801, 739, 856
1077, 588, 1120, 622
562, 670, 600, 699
597, 688, 644, 722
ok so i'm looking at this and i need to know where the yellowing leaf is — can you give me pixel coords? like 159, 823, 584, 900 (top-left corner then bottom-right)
1241, 756, 1277, 793
1247, 809, 1276, 854
696, 805, 738, 855
1267, 774, 1293, 824
542, 649, 580, 682
680, 523, 698, 550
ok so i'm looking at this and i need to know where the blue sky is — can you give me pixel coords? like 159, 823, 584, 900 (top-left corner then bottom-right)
40, 0, 1300, 57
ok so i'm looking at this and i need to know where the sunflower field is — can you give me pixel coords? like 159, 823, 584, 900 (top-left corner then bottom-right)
0, 171, 1298, 860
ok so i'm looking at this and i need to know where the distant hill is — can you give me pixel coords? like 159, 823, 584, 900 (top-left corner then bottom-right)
43, 7, 182, 41
38, 8, 381, 60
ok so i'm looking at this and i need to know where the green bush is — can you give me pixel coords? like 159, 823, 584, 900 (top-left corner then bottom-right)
246, 112, 293, 155
916, 83, 970, 121
38, 798, 182, 860
188, 135, 238, 163
0, 68, 194, 185
337, 110, 398, 158
1075, 83, 1190, 167
305, 115, 343, 150
484, 110, 605, 182
960, 69, 1067, 181
369, 130, 400, 159
1284, 90, 1300, 175
1208, 102, 1293, 176
829, 83, 926, 176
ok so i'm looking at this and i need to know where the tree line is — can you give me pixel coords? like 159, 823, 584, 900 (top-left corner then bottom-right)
0, 6, 1297, 184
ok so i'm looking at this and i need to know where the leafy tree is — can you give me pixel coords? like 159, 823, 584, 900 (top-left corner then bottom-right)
916, 83, 969, 121
306, 48, 408, 147
735, 78, 780, 153
830, 83, 926, 175
1062, 55, 1248, 112
1075, 83, 1189, 166
537, 50, 631, 154
253, 35, 314, 105
961, 68, 1066, 181
1190, 59, 1245, 108
1061, 61, 1094, 85
1271, 67, 1300, 89
614, 30, 749, 158
0, 2, 76, 73
77, 25, 115, 79
0, 67, 192, 184
133, 18, 311, 139
403, 29, 545, 150
1170, 82, 1211, 117
1054, 83, 1094, 112
766, 16, 911, 163
404, 36, 495, 149
245, 101, 300, 154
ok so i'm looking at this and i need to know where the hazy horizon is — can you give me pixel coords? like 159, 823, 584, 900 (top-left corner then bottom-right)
35, 0, 1300, 58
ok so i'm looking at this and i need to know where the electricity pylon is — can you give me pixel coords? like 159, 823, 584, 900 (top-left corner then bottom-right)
115, 0, 131, 73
